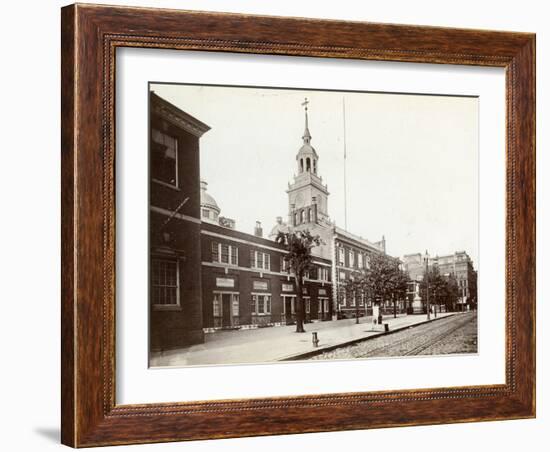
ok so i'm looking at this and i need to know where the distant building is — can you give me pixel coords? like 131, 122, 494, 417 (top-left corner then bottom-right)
402, 250, 478, 311
437, 251, 478, 310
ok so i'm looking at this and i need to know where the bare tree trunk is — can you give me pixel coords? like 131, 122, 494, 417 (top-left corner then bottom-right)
393, 294, 397, 318
355, 290, 359, 324
295, 273, 305, 333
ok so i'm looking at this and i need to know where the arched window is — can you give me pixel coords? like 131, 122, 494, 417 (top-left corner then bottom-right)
306, 157, 311, 172
300, 159, 304, 173
300, 210, 305, 223
294, 212, 298, 226
307, 208, 311, 222
313, 159, 317, 174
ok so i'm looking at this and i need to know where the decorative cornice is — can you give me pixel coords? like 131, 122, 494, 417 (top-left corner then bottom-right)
150, 92, 211, 138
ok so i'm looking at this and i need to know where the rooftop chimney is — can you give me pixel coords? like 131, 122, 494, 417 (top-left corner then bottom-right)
254, 221, 263, 238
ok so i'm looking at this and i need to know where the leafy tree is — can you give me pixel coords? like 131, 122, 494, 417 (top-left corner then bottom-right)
441, 274, 459, 312
390, 268, 410, 318
363, 253, 406, 322
276, 230, 322, 333
420, 266, 439, 317
342, 270, 365, 324
420, 266, 459, 315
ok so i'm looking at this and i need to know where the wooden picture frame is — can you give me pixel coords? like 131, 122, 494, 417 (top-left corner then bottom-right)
61, 3, 535, 447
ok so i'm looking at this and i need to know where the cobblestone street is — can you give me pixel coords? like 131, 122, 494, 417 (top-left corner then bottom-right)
309, 311, 477, 360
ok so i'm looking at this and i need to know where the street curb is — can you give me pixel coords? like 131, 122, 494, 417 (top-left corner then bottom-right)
279, 313, 464, 361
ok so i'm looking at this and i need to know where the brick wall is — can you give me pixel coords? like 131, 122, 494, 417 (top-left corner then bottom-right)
149, 92, 209, 351
200, 222, 333, 329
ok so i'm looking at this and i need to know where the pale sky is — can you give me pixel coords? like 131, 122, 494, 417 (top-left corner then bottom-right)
151, 83, 479, 266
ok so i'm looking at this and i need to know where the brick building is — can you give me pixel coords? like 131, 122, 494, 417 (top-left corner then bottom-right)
268, 98, 398, 319
148, 92, 448, 351
199, 206, 333, 331
332, 229, 404, 316
195, 95, 399, 331
149, 92, 210, 351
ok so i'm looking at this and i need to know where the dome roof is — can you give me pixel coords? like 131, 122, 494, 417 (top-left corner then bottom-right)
268, 217, 290, 240
297, 143, 318, 158
200, 180, 220, 213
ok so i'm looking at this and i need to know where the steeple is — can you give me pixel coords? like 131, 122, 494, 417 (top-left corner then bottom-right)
302, 98, 312, 144
296, 98, 318, 175
287, 97, 330, 230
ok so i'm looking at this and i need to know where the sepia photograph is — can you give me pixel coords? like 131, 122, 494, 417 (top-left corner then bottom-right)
49, 1, 536, 448
148, 83, 479, 368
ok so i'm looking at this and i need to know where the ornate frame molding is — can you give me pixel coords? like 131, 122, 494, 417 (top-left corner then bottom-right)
61, 4, 535, 447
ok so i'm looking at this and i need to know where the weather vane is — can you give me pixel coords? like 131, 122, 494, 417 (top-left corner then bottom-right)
301, 97, 309, 111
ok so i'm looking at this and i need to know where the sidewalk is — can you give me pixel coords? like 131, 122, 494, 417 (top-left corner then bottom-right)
150, 312, 458, 367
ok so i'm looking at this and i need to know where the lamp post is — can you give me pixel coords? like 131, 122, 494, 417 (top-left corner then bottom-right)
425, 251, 431, 321
355, 289, 360, 324
333, 242, 341, 321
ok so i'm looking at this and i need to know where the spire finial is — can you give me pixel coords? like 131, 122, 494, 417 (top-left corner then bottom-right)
301, 97, 311, 144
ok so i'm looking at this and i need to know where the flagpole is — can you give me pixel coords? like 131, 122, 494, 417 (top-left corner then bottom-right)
343, 97, 348, 231
160, 196, 189, 230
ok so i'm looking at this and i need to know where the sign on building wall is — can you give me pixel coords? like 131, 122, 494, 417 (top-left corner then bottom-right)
282, 283, 294, 292
319, 288, 327, 296
216, 277, 235, 288
253, 280, 269, 291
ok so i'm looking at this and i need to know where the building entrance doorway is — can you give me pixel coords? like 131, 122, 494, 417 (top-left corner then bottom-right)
282, 295, 296, 325
318, 297, 330, 320
222, 293, 232, 327
213, 291, 239, 329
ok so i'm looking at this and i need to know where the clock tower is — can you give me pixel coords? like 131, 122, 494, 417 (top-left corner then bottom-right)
287, 98, 330, 229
